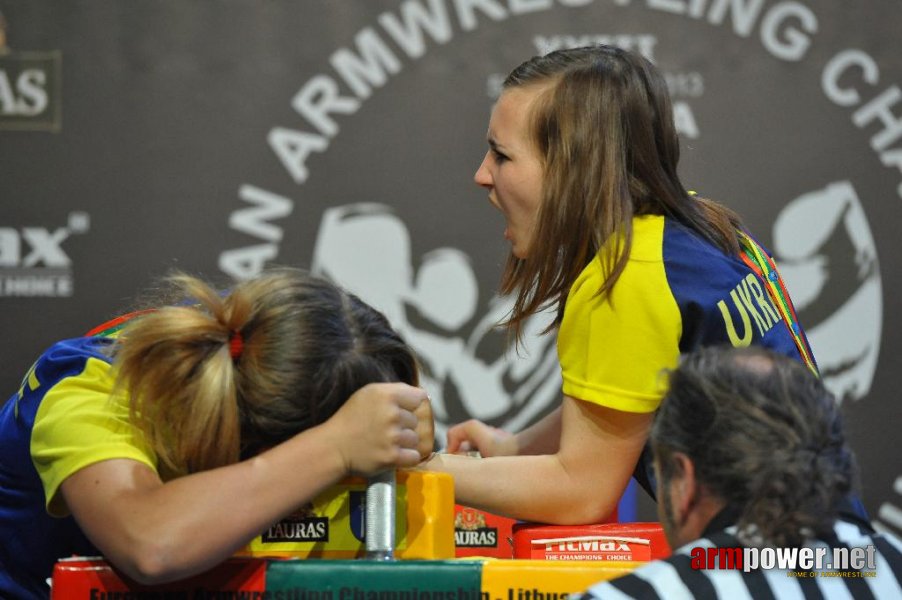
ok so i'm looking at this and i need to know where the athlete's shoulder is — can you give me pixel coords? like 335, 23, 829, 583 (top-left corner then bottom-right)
29, 336, 115, 390
7, 336, 116, 429
661, 216, 733, 259
40, 335, 114, 365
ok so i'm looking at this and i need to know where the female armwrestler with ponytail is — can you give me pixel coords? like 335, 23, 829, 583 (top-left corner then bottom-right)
0, 268, 433, 598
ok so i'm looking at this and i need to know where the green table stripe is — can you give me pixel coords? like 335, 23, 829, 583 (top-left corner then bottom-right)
266, 560, 483, 600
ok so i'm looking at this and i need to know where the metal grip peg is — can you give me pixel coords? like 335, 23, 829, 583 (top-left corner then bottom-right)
365, 470, 396, 560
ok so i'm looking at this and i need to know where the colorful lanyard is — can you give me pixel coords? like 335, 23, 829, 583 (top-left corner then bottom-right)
84, 309, 156, 338
736, 231, 819, 377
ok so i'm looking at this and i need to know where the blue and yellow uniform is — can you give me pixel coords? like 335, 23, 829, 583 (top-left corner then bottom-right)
557, 215, 816, 493
0, 323, 156, 599
559, 215, 813, 411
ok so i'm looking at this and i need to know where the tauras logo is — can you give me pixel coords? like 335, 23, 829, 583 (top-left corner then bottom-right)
262, 516, 329, 543
0, 62, 49, 116
455, 506, 501, 547
0, 212, 90, 298
0, 14, 61, 131
455, 528, 498, 548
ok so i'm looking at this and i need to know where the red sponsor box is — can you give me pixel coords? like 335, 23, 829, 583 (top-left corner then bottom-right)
51, 556, 266, 598
512, 522, 671, 562
453, 505, 517, 558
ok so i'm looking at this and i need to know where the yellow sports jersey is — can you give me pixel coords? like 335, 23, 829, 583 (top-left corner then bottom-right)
33, 353, 156, 516
558, 215, 811, 414
1, 332, 156, 599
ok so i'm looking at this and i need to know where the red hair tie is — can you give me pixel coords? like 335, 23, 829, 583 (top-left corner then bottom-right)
229, 330, 244, 361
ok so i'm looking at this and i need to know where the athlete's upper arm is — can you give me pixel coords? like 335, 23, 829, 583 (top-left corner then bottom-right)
556, 394, 654, 521
61, 458, 164, 552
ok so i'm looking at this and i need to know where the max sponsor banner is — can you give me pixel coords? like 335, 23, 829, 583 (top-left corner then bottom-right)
511, 522, 671, 561
0, 1, 899, 533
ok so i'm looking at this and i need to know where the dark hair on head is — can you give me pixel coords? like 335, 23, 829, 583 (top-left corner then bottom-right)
652, 346, 857, 547
498, 45, 743, 338
113, 268, 418, 475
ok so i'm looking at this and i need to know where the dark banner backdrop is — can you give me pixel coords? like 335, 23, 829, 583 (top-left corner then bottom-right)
1, 0, 900, 530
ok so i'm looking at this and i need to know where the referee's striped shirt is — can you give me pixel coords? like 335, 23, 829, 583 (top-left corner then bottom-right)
582, 520, 902, 599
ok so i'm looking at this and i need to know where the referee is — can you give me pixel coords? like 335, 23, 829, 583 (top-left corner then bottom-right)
583, 346, 902, 599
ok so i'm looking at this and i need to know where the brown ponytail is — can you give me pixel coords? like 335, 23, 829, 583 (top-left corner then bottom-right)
113, 274, 246, 474
113, 269, 418, 476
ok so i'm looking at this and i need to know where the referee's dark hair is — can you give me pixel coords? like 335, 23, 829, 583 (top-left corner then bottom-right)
652, 345, 858, 548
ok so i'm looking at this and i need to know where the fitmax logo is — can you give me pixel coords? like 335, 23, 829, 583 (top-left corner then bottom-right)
0, 212, 89, 297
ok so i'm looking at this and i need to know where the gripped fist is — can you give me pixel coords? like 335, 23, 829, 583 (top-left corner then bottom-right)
328, 382, 432, 476
445, 419, 515, 457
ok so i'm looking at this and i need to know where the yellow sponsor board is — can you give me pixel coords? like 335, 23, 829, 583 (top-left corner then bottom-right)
480, 559, 642, 600
237, 471, 455, 560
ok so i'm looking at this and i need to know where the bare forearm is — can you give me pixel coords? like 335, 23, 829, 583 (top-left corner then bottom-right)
512, 406, 562, 455
426, 398, 651, 525
68, 424, 347, 583
425, 452, 621, 524
157, 427, 345, 564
